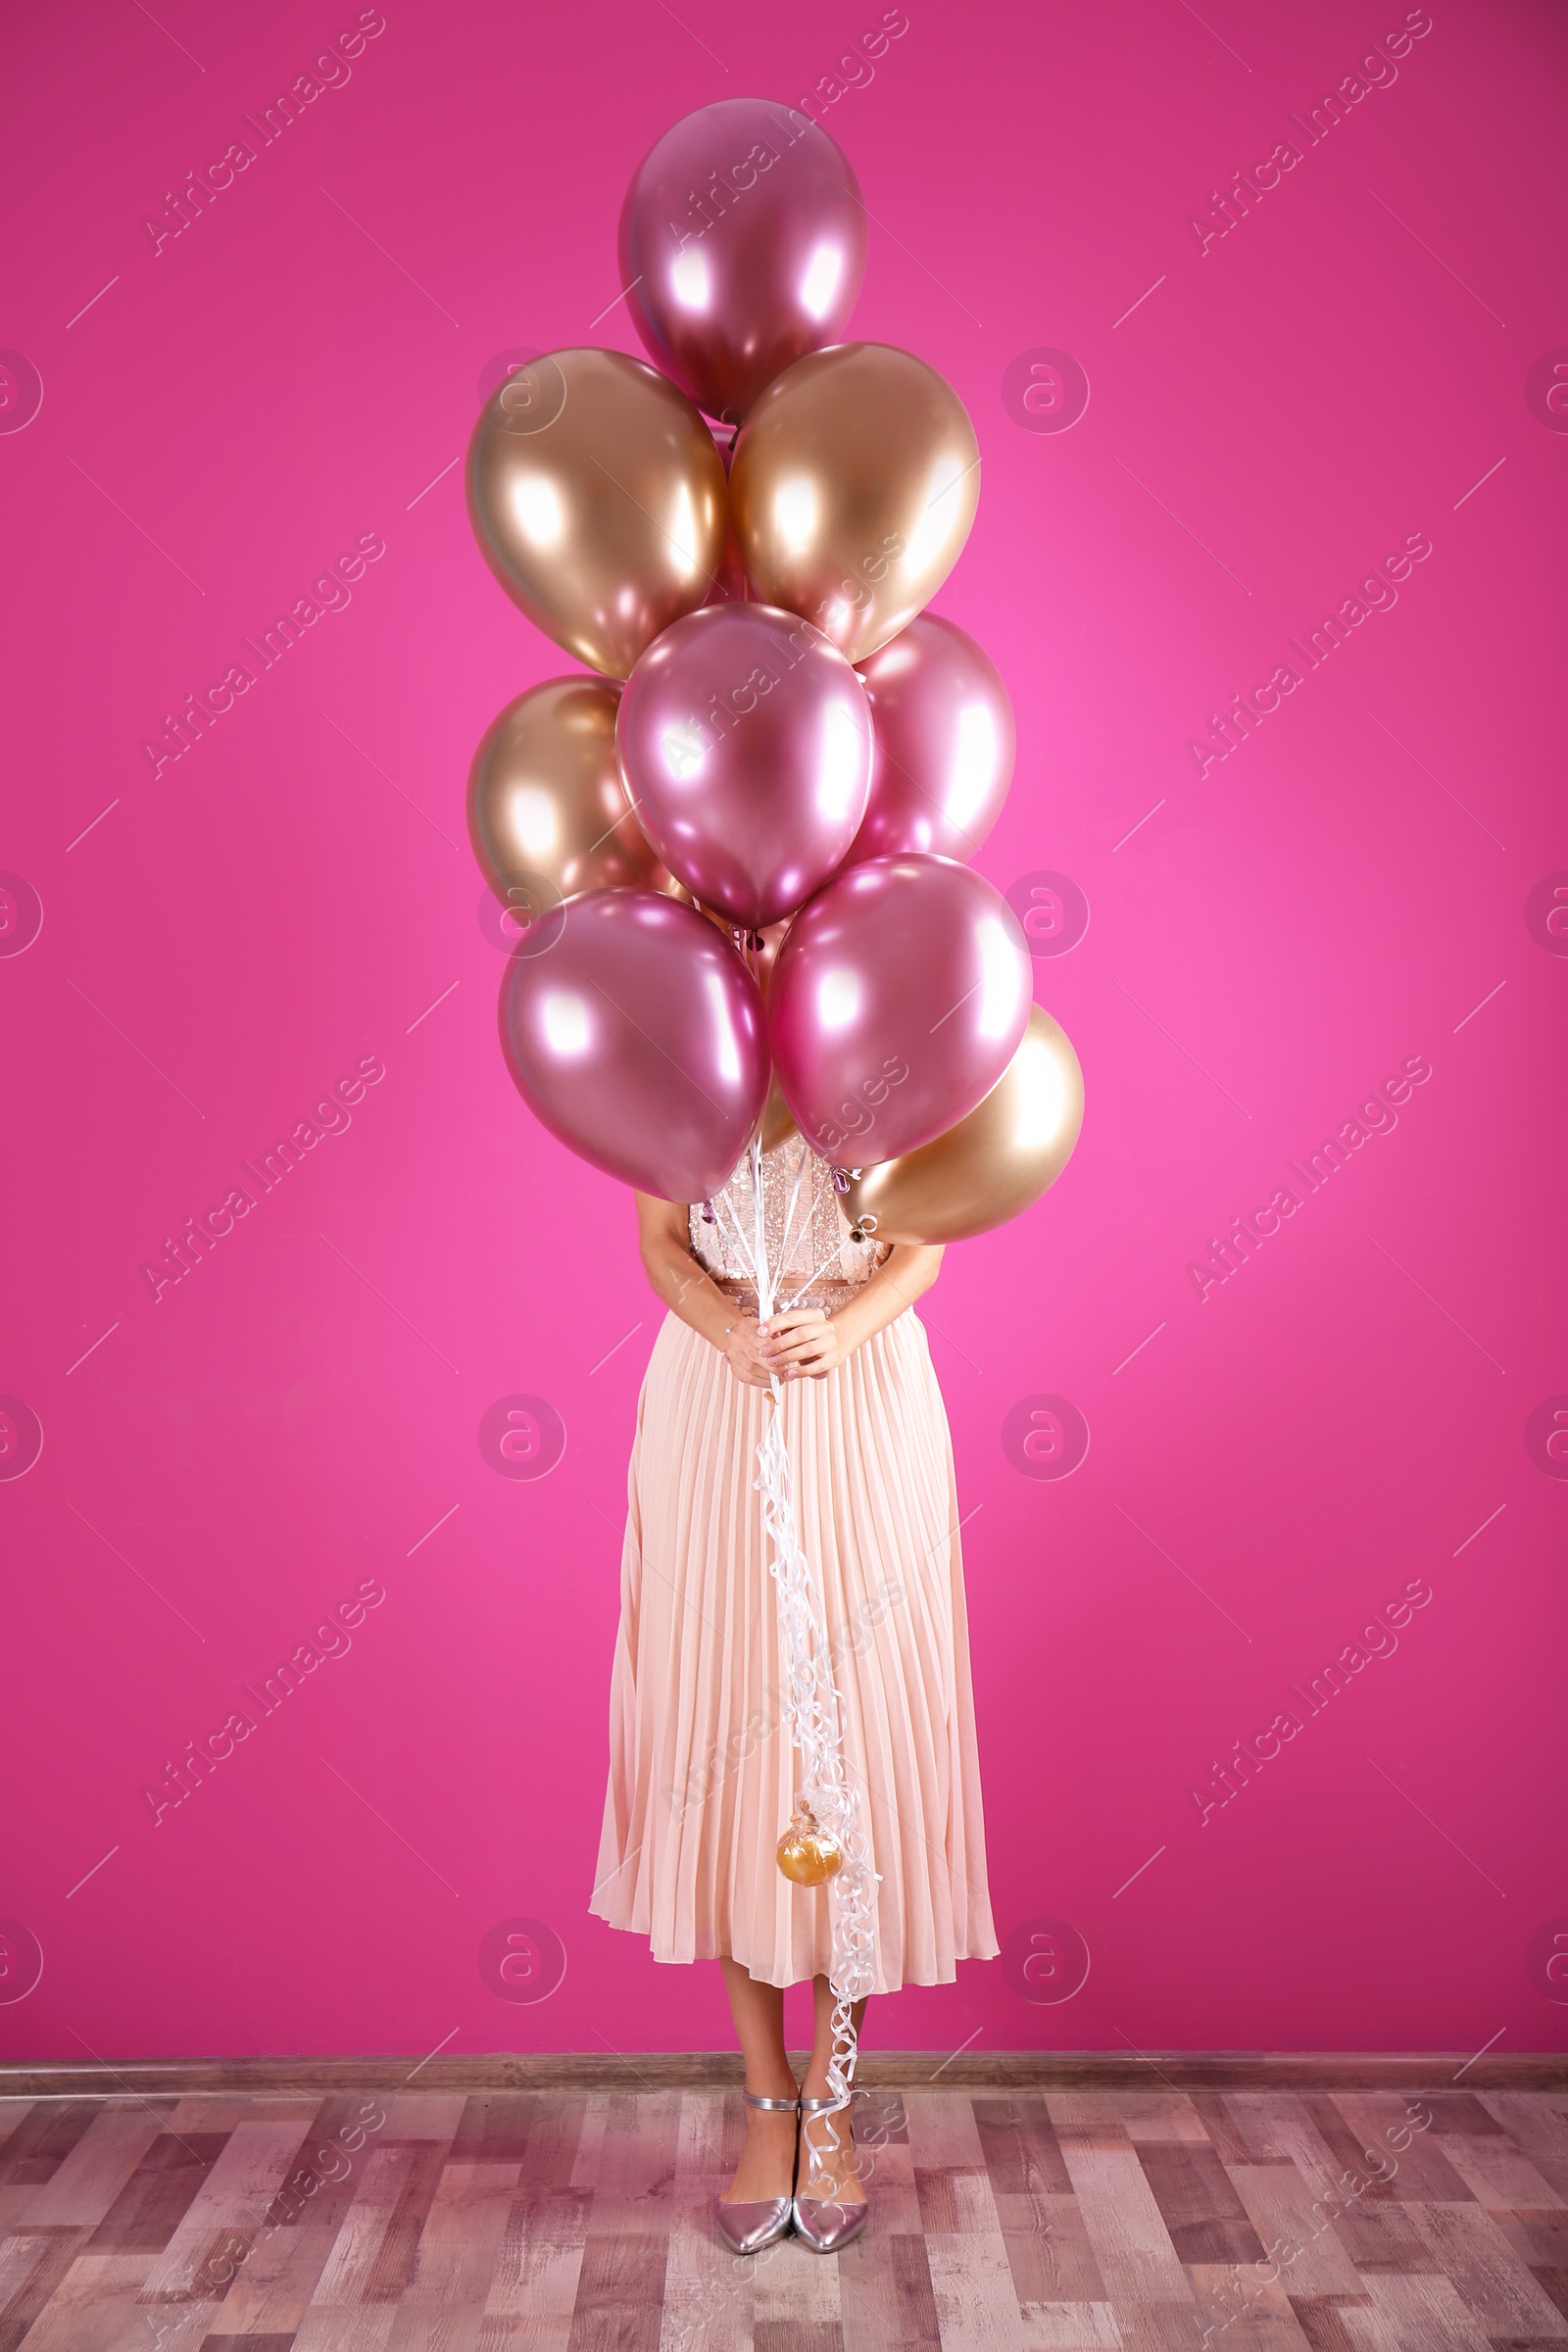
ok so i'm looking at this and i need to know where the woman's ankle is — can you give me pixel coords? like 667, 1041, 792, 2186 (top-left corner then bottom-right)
744, 2070, 800, 2103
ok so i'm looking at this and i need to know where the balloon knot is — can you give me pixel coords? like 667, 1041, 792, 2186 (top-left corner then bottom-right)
701, 1198, 716, 1224
829, 1165, 852, 1195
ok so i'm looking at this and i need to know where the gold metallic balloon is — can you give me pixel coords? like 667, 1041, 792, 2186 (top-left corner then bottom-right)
692, 906, 799, 1148
467, 677, 678, 925
729, 343, 981, 665
843, 1006, 1083, 1244
752, 919, 800, 1150
777, 1807, 845, 1886
466, 349, 728, 678
760, 1069, 799, 1152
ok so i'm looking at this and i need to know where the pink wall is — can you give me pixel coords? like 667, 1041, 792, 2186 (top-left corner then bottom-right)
2, 0, 1565, 2062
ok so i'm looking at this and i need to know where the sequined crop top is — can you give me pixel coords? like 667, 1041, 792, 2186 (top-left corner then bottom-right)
688, 1136, 888, 1307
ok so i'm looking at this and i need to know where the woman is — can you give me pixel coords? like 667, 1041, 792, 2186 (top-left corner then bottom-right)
590, 1130, 997, 2252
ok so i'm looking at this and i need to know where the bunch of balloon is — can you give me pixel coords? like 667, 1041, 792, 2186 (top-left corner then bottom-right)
464, 98, 1085, 2132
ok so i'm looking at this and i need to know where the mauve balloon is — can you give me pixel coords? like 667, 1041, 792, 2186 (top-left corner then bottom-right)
768, 857, 1033, 1166
618, 99, 867, 422
849, 614, 1016, 864
499, 889, 768, 1200
617, 605, 873, 929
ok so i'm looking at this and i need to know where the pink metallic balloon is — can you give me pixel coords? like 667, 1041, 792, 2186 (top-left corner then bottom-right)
617, 604, 873, 929
768, 856, 1033, 1166
499, 889, 768, 1200
618, 99, 867, 422
848, 614, 1016, 864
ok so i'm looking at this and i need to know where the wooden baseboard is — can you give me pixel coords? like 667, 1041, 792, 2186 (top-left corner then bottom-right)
2, 2049, 1564, 2097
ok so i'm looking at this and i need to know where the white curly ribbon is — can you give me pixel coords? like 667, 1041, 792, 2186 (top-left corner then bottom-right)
715, 1133, 879, 2182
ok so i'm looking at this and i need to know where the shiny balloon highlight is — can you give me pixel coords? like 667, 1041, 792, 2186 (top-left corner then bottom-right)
619, 99, 867, 423
768, 856, 1034, 1166
499, 891, 768, 1200
850, 613, 1015, 864
616, 604, 872, 930
730, 342, 981, 664
467, 348, 726, 678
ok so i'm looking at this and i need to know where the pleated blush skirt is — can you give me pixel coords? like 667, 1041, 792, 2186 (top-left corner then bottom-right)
589, 1305, 999, 1992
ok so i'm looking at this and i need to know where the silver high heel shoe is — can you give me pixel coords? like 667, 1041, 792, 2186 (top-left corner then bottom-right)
714, 2089, 800, 2254
792, 2094, 869, 2253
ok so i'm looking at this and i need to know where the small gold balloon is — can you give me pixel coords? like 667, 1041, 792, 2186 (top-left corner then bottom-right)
776, 1807, 845, 1886
466, 348, 728, 678
467, 677, 677, 923
691, 906, 800, 1149
753, 919, 800, 1150
844, 1005, 1084, 1244
729, 343, 981, 665
759, 1069, 799, 1153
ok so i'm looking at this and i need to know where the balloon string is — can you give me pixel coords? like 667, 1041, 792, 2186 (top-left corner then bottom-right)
777, 1235, 857, 1315
742, 1133, 878, 2174
774, 1143, 809, 1275
714, 1148, 844, 1316
713, 1186, 760, 1286
744, 928, 769, 1158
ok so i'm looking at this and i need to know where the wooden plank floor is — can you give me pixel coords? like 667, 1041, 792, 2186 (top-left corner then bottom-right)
1, 2082, 1566, 2349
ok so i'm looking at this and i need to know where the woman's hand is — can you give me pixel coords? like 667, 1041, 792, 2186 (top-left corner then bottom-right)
633, 1192, 943, 1389
721, 1316, 776, 1390
759, 1307, 846, 1381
